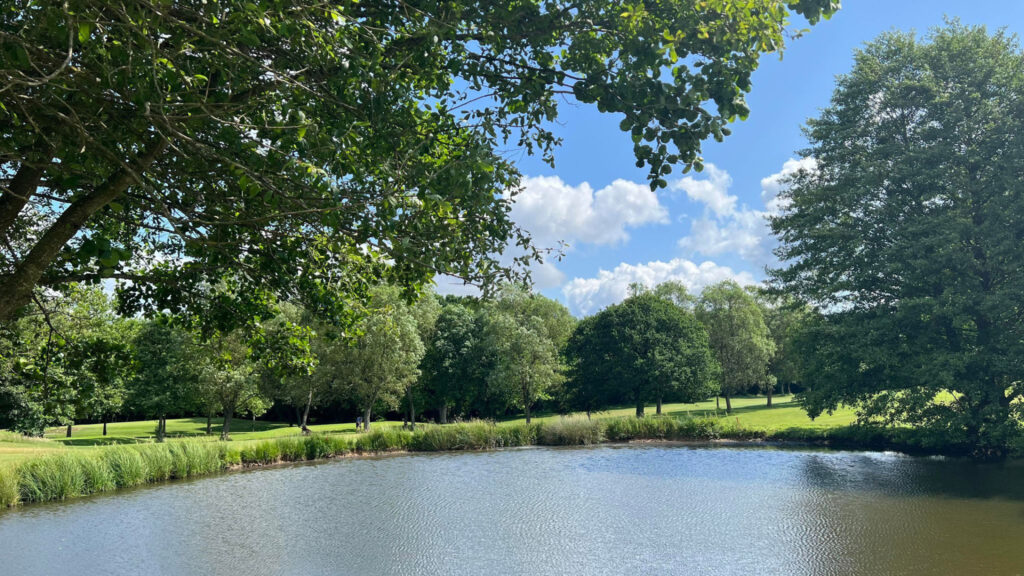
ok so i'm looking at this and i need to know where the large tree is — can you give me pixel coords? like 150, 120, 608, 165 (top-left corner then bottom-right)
770, 24, 1024, 454
0, 0, 837, 325
696, 281, 773, 414
567, 292, 718, 417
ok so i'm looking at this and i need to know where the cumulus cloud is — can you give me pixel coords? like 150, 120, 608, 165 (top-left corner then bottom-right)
677, 157, 815, 266
760, 157, 817, 214
670, 163, 736, 217
509, 175, 669, 247
561, 258, 756, 316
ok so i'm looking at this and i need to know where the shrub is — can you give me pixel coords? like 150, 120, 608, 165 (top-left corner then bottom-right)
538, 418, 604, 446
19, 454, 86, 502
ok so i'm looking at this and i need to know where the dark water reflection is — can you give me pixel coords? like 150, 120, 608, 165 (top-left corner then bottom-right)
1, 445, 1023, 575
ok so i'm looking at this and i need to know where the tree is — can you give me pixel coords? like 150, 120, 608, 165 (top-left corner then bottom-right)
0, 0, 837, 325
566, 292, 718, 417
198, 331, 267, 441
484, 314, 559, 424
769, 23, 1024, 454
130, 321, 202, 441
419, 303, 481, 424
335, 286, 425, 431
696, 281, 774, 414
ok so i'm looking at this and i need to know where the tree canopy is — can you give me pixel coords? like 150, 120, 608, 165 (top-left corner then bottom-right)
0, 0, 837, 325
770, 23, 1024, 453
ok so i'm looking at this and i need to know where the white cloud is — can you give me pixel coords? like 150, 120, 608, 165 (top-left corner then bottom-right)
509, 175, 668, 247
670, 163, 736, 217
677, 157, 815, 267
760, 157, 816, 215
562, 258, 756, 316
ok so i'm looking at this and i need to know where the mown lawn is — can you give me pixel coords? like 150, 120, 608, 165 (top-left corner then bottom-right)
0, 394, 854, 465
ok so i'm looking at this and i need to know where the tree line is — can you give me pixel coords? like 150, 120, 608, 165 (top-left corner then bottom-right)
0, 281, 809, 438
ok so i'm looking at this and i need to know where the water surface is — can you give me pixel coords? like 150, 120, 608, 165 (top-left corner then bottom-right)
2, 445, 1023, 575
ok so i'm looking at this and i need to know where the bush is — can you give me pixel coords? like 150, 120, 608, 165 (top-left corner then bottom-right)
538, 418, 604, 446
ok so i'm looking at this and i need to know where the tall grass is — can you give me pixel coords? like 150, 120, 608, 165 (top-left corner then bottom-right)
0, 464, 21, 507
538, 418, 603, 446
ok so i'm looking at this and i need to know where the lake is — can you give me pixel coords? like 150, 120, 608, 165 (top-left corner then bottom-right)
1, 444, 1023, 575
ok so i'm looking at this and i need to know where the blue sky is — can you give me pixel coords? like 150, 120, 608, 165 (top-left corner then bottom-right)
435, 0, 1024, 315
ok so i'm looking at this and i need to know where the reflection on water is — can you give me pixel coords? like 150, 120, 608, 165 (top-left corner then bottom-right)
1, 445, 1023, 575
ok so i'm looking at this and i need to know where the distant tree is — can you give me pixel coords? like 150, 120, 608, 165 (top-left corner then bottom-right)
198, 331, 268, 441
566, 293, 718, 417
652, 281, 695, 309
131, 322, 202, 441
770, 23, 1024, 454
484, 314, 559, 424
419, 303, 480, 424
336, 287, 425, 431
696, 281, 774, 413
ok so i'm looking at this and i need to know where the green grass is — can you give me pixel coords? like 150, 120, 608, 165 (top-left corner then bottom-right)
0, 395, 878, 510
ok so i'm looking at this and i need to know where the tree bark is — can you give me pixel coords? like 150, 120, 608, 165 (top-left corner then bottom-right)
251, 412, 256, 432
66, 423, 72, 438
0, 161, 45, 240
363, 407, 372, 431
206, 410, 213, 435
221, 405, 234, 440
525, 402, 531, 424
156, 416, 166, 442
725, 394, 733, 414
102, 419, 107, 436
301, 388, 313, 433
0, 138, 167, 324
438, 403, 448, 425
635, 398, 644, 418
656, 395, 663, 415
767, 384, 773, 408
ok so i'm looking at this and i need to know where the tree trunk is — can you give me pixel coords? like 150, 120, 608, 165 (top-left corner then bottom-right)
407, 387, 416, 431
363, 407, 372, 431
66, 423, 72, 438
251, 412, 256, 432
525, 403, 531, 425
635, 398, 644, 418
716, 395, 720, 410
725, 394, 733, 414
656, 395, 663, 415
156, 416, 166, 442
301, 388, 313, 431
438, 403, 448, 425
206, 410, 213, 435
221, 405, 234, 441
0, 138, 167, 324
102, 419, 107, 436
767, 384, 773, 408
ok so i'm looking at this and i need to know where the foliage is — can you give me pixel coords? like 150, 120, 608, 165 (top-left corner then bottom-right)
335, 286, 425, 429
770, 23, 1024, 455
696, 281, 774, 411
566, 291, 719, 416
0, 0, 836, 325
